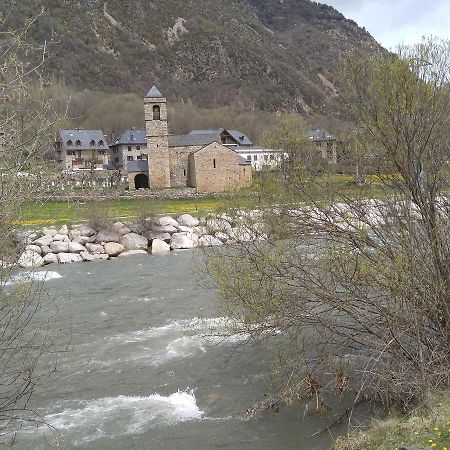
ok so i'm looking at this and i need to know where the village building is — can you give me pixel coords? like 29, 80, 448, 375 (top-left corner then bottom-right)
115, 86, 252, 192
304, 129, 337, 164
55, 130, 110, 172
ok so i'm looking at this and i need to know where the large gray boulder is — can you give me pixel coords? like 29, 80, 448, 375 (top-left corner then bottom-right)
158, 216, 179, 228
33, 236, 54, 247
40, 245, 52, 256
43, 253, 59, 265
18, 250, 45, 268
68, 242, 87, 253
72, 236, 91, 245
42, 227, 58, 237
58, 225, 69, 235
50, 241, 70, 253
85, 243, 105, 254
121, 233, 148, 251
104, 242, 125, 257
80, 251, 95, 262
151, 239, 171, 254
152, 225, 177, 234
199, 235, 224, 247
170, 232, 199, 250
25, 244, 42, 255
177, 214, 199, 227
58, 253, 83, 264
53, 234, 69, 242
77, 225, 96, 237
96, 229, 121, 243
145, 231, 171, 243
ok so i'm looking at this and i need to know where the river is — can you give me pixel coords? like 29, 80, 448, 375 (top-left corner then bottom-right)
12, 251, 353, 449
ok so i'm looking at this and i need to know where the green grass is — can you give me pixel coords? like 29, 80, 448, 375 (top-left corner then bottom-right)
332, 392, 450, 450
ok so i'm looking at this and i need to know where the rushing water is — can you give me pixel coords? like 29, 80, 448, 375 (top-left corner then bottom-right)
11, 251, 354, 449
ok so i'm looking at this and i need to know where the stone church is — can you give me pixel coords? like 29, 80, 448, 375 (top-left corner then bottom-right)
120, 86, 252, 192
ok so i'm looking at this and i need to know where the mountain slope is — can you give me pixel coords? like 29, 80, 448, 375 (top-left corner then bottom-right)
1, 0, 381, 113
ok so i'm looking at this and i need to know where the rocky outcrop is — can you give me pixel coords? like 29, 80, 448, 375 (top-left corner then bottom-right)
121, 233, 148, 251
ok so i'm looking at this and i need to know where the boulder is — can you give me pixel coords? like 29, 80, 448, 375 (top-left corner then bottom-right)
144, 231, 171, 243
77, 225, 96, 237
170, 232, 199, 250
121, 233, 148, 251
152, 225, 177, 234
52, 234, 67, 242
215, 231, 230, 242
40, 245, 52, 255
68, 242, 87, 253
117, 227, 131, 235
177, 214, 200, 227
80, 251, 95, 262
25, 244, 42, 255
158, 216, 179, 227
50, 241, 70, 253
151, 239, 171, 254
18, 250, 45, 268
85, 243, 104, 254
112, 222, 125, 231
118, 250, 148, 257
206, 218, 232, 233
43, 253, 59, 265
58, 225, 69, 235
104, 242, 125, 257
33, 236, 54, 247
199, 235, 224, 247
72, 236, 91, 245
42, 227, 58, 237
57, 253, 83, 264
69, 228, 81, 240
96, 229, 121, 243
176, 225, 193, 233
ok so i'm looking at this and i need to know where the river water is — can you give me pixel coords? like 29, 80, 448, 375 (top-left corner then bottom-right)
13, 251, 352, 449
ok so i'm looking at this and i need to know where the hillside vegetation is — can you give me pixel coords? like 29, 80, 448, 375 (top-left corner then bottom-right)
1, 0, 381, 114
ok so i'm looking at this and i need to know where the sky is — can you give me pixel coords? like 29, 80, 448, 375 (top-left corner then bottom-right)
320, 0, 450, 50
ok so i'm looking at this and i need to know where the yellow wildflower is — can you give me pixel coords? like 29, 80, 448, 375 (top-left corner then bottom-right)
431, 444, 437, 448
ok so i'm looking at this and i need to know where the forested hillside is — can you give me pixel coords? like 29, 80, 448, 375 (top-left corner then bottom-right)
1, 0, 381, 114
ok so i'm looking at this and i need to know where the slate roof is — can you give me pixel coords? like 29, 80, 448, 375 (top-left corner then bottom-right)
110, 128, 147, 147
227, 130, 253, 146
169, 134, 217, 147
127, 160, 149, 172
58, 130, 109, 151
145, 86, 164, 98
304, 129, 335, 141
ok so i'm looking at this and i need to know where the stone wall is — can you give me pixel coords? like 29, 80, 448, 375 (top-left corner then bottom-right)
169, 145, 201, 186
189, 142, 252, 193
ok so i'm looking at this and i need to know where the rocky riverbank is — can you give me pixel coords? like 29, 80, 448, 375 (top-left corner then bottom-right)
15, 212, 267, 268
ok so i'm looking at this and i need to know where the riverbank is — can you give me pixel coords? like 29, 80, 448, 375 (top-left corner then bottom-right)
332, 392, 450, 450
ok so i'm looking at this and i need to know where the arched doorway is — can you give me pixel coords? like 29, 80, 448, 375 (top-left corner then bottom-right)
134, 173, 149, 189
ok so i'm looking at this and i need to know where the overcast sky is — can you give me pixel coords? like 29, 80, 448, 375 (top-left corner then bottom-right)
320, 0, 450, 50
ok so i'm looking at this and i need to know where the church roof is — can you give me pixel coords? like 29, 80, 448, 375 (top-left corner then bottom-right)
58, 129, 109, 151
145, 86, 164, 98
110, 128, 146, 147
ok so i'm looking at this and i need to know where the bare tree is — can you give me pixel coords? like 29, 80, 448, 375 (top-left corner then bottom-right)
0, 13, 64, 444
204, 38, 450, 418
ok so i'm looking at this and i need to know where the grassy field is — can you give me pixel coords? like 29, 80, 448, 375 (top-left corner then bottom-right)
332, 392, 450, 450
15, 177, 398, 228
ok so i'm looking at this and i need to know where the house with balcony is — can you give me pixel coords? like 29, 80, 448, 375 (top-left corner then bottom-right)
55, 130, 110, 172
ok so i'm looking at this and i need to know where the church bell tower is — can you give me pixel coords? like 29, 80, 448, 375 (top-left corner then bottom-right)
144, 86, 171, 188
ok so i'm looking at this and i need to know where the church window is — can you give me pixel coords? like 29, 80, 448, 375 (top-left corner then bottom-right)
127, 156, 133, 161
253, 155, 257, 161
137, 155, 142, 160
213, 158, 216, 168
183, 169, 186, 176
114, 157, 119, 163
153, 105, 161, 120
128, 146, 132, 151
